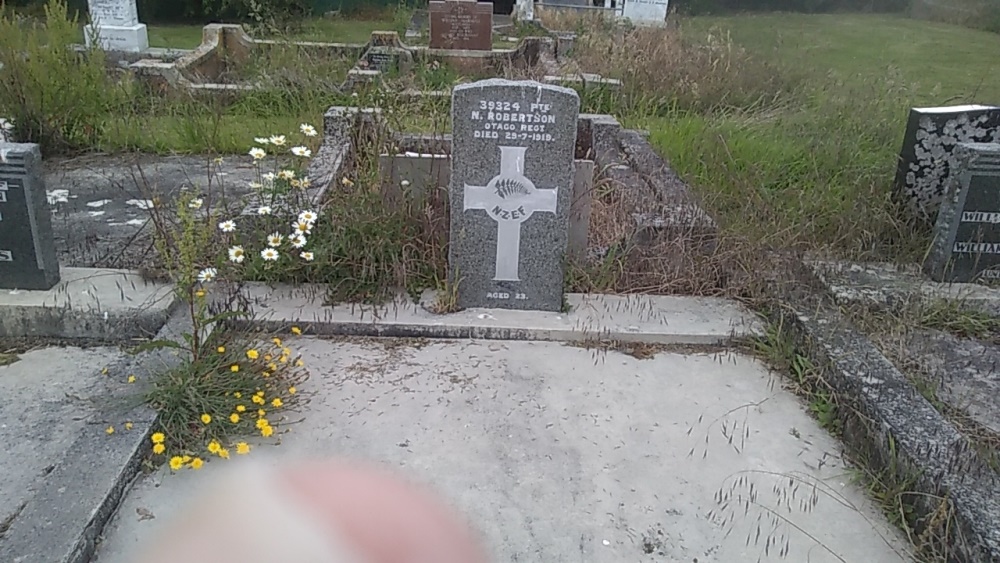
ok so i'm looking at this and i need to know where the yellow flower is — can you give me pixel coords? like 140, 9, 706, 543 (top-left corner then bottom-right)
125, 422, 134, 430
261, 425, 274, 438
217, 346, 226, 353
127, 375, 136, 384
105, 426, 115, 435
272, 337, 282, 346
282, 347, 291, 356
229, 413, 240, 423
234, 392, 242, 399
201, 414, 212, 424
236, 404, 246, 412
231, 364, 240, 373
151, 432, 165, 444
190, 457, 204, 469
268, 363, 278, 371
181, 455, 192, 463
288, 386, 297, 395
236, 442, 251, 455
271, 398, 283, 408
207, 440, 221, 454
262, 371, 270, 378
246, 349, 259, 360
279, 356, 288, 364
255, 390, 265, 397
257, 409, 266, 417
255, 418, 269, 429
218, 448, 230, 459
295, 359, 305, 367
169, 456, 184, 471
264, 354, 273, 361
252, 395, 265, 405
195, 289, 206, 298
291, 326, 302, 335
152, 443, 166, 455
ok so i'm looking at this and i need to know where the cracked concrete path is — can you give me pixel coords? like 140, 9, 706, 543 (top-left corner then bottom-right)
93, 337, 911, 563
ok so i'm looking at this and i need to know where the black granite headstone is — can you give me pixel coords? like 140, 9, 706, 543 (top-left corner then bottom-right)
892, 105, 1000, 221
0, 143, 60, 290
925, 143, 1000, 283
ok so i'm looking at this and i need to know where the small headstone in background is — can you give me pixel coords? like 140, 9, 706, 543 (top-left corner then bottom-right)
429, 0, 494, 51
893, 105, 1000, 221
0, 143, 60, 290
514, 0, 535, 21
85, 0, 149, 52
925, 143, 1000, 283
622, 0, 670, 26
449, 79, 580, 312
379, 153, 451, 210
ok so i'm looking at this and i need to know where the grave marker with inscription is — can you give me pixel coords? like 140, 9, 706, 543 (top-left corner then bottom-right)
85, 0, 148, 52
0, 143, 60, 290
622, 0, 669, 26
429, 0, 494, 51
449, 79, 580, 311
925, 143, 1000, 283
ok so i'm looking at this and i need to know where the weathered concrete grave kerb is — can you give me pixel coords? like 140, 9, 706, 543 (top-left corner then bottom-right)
0, 143, 60, 290
85, 0, 149, 53
893, 105, 1000, 221
429, 0, 494, 51
622, 0, 670, 25
449, 79, 580, 311
925, 143, 1000, 283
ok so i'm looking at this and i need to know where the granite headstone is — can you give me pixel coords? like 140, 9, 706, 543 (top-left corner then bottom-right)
0, 143, 60, 290
449, 79, 580, 311
429, 0, 494, 51
893, 105, 1000, 220
85, 0, 148, 52
925, 143, 1000, 283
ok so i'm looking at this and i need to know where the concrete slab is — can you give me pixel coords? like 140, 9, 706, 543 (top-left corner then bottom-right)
44, 154, 257, 270
0, 268, 176, 340
93, 338, 910, 563
808, 259, 1000, 315
242, 284, 762, 345
0, 345, 121, 535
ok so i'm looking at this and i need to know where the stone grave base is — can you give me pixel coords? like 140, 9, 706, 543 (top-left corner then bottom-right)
0, 267, 176, 340
84, 23, 150, 53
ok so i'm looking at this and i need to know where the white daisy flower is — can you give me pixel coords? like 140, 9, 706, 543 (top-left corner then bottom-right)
269, 135, 287, 146
188, 198, 204, 209
300, 177, 312, 188
254, 137, 270, 144
267, 232, 284, 247
298, 210, 318, 224
300, 124, 317, 137
249, 147, 266, 160
289, 234, 307, 248
291, 146, 312, 158
257, 206, 272, 215
293, 220, 312, 235
400, 179, 411, 188
262, 172, 276, 181
218, 220, 236, 233
228, 246, 245, 263
197, 268, 217, 283
249, 181, 263, 190
277, 169, 296, 181
261, 248, 279, 261
301, 251, 315, 261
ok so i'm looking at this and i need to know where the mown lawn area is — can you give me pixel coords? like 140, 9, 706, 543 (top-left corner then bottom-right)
650, 14, 1000, 259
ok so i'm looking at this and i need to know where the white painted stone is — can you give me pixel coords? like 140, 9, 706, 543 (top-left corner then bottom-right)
621, 0, 668, 26
84, 0, 148, 52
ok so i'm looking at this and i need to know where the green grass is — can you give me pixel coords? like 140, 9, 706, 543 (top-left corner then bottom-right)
648, 14, 1000, 259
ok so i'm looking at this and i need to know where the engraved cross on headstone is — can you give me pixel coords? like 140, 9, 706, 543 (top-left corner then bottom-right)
463, 146, 557, 281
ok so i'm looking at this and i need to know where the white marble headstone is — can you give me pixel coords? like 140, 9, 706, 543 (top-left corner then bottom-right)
622, 0, 668, 26
85, 0, 148, 52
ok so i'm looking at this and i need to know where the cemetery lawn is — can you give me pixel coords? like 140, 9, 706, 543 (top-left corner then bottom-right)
651, 14, 1000, 260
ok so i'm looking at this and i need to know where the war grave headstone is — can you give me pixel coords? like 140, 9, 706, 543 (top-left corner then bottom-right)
621, 0, 669, 25
429, 0, 494, 51
0, 143, 60, 290
893, 105, 1000, 220
925, 143, 1000, 283
85, 0, 149, 53
449, 79, 580, 312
